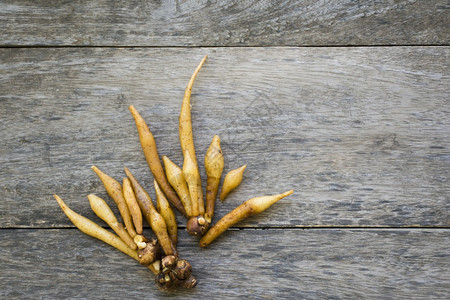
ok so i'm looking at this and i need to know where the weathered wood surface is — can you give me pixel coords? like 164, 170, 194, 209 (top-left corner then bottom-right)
1, 47, 449, 228
0, 0, 448, 46
1, 229, 449, 299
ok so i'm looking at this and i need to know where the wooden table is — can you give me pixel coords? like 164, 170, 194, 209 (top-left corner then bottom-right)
1, 1, 449, 299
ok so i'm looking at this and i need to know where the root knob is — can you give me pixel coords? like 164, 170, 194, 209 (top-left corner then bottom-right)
161, 255, 177, 269
138, 239, 161, 266
186, 216, 209, 236
174, 259, 192, 280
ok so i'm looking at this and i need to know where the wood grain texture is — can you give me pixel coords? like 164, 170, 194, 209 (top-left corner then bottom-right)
1, 2, 448, 298
0, 0, 448, 46
1, 47, 449, 228
0, 229, 449, 299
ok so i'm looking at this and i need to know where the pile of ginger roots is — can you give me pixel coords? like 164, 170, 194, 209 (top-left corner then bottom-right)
55, 55, 294, 291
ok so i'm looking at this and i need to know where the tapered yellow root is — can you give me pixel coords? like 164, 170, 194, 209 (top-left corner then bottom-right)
124, 167, 175, 256
129, 105, 187, 217
91, 165, 137, 238
199, 190, 294, 247
123, 177, 143, 234
204, 135, 224, 223
182, 150, 202, 217
162, 156, 193, 217
179, 56, 207, 220
155, 180, 178, 246
219, 165, 247, 202
54, 194, 138, 260
179, 55, 207, 167
87, 194, 137, 250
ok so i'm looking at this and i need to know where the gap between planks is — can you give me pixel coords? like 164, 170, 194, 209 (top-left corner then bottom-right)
0, 44, 449, 49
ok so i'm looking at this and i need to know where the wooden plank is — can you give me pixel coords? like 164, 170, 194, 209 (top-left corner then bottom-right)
1, 47, 449, 228
0, 228, 449, 299
0, 0, 448, 46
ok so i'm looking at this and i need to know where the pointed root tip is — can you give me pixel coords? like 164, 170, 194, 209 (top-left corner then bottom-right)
91, 165, 103, 177
212, 135, 220, 142
282, 190, 294, 197
196, 55, 208, 69
153, 180, 161, 192
124, 167, 131, 175
53, 194, 66, 209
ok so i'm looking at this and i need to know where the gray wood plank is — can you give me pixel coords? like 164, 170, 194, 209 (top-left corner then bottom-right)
0, 228, 449, 299
0, 0, 448, 46
1, 47, 449, 228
